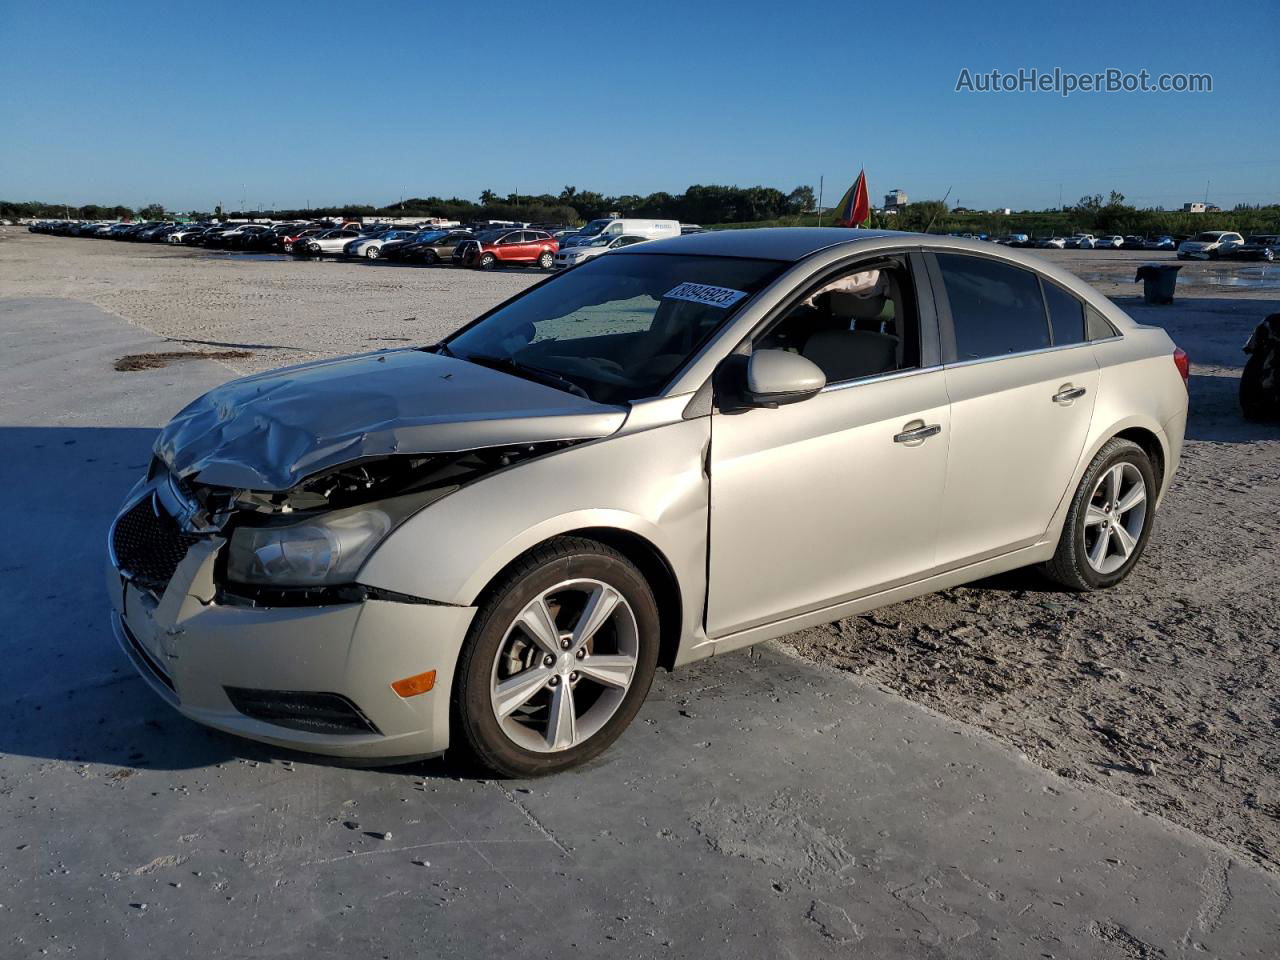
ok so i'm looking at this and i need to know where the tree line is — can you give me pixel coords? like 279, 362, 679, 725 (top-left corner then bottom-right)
6, 187, 1275, 237
883, 193, 1280, 238
2, 184, 818, 226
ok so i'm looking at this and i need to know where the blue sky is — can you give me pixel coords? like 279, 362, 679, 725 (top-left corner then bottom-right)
1, 0, 1276, 212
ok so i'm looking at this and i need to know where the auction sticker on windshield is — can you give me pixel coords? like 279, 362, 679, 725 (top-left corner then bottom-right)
664, 282, 748, 309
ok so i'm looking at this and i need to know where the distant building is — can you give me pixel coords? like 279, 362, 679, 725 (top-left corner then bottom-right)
884, 188, 908, 210
1182, 201, 1207, 213
993, 207, 1012, 216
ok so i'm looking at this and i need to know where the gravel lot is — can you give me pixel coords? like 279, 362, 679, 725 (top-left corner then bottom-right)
3, 228, 1278, 871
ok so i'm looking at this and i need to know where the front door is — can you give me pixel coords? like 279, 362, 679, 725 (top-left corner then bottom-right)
706, 255, 949, 638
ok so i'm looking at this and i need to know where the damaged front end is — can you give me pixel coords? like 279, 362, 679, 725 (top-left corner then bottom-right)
105, 348, 628, 758
127, 441, 584, 608
118, 346, 628, 605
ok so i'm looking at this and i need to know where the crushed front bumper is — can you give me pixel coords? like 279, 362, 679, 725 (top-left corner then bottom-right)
107, 528, 475, 762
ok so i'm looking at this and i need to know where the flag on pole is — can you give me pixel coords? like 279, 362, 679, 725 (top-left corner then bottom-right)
832, 170, 870, 227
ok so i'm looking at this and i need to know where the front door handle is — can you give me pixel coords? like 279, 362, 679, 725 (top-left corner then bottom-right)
894, 422, 942, 444
1053, 385, 1087, 404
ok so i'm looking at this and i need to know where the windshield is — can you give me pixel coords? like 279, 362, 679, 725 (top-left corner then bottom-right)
1195, 232, 1225, 241
444, 253, 786, 405
577, 218, 613, 238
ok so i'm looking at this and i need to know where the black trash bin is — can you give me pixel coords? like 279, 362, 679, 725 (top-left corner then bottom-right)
1135, 263, 1182, 304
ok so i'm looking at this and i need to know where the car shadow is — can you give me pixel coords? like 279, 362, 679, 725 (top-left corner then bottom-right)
0, 425, 463, 777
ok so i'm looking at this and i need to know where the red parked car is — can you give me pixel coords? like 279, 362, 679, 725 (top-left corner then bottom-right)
280, 226, 325, 252
453, 229, 558, 270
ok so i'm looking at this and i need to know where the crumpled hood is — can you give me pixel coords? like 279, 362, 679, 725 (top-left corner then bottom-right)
155, 348, 627, 490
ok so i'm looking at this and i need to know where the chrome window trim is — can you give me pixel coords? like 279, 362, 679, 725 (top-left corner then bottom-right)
943, 338, 1103, 371
819, 362, 944, 394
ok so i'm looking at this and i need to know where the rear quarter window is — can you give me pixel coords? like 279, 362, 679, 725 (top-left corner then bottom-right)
1087, 307, 1119, 340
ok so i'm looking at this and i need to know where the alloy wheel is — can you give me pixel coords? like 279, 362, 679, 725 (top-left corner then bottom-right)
489, 578, 639, 753
1083, 462, 1148, 574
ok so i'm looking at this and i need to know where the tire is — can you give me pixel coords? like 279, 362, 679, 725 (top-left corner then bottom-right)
538, 250, 554, 270
1041, 438, 1157, 591
452, 537, 660, 778
364, 246, 380, 259
1240, 351, 1271, 420
423, 249, 438, 265
479, 252, 496, 270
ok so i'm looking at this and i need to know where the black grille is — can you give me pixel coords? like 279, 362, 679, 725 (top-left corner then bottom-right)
111, 495, 202, 591
224, 687, 381, 736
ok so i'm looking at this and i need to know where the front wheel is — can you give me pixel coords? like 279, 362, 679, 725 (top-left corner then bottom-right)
422, 249, 438, 265
1041, 438, 1157, 591
365, 246, 380, 259
478, 252, 496, 270
453, 537, 660, 777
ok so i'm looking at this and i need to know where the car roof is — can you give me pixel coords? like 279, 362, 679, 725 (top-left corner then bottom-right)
611, 227, 1076, 263
613, 227, 958, 262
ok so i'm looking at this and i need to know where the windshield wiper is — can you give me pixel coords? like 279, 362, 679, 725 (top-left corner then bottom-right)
461, 353, 591, 400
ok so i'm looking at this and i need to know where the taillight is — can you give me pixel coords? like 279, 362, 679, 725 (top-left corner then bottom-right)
1173, 347, 1190, 386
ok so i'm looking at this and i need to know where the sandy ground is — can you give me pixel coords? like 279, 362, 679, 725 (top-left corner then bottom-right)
3, 228, 1278, 872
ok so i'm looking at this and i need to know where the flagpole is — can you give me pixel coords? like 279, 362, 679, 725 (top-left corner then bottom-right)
817, 176, 824, 228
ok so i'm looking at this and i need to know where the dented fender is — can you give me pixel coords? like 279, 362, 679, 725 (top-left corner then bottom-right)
356, 416, 712, 663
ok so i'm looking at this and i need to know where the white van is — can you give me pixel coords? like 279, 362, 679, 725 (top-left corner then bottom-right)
562, 218, 680, 248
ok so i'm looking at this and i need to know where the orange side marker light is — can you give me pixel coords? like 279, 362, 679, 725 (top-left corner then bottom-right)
391, 670, 437, 698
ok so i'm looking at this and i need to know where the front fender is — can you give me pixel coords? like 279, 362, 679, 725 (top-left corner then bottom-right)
356, 417, 711, 656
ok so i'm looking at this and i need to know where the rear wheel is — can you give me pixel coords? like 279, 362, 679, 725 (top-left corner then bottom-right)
1041, 438, 1156, 591
453, 537, 660, 777
538, 250, 554, 270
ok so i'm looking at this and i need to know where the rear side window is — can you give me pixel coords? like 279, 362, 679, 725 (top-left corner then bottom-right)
1042, 280, 1086, 345
936, 254, 1049, 360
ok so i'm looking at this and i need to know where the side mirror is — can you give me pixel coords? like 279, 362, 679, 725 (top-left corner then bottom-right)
743, 349, 826, 407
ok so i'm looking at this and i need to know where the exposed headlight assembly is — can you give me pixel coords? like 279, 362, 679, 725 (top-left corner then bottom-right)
225, 494, 431, 587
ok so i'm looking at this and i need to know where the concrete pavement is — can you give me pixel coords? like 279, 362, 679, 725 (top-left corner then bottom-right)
2, 298, 1276, 958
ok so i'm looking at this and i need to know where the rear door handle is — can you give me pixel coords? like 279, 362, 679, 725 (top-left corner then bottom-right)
894, 423, 942, 444
1053, 385, 1087, 404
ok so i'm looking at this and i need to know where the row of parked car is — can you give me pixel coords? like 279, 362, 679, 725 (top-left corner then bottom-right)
990, 230, 1277, 260
27, 217, 698, 271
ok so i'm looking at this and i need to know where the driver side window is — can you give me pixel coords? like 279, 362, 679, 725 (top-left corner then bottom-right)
756, 259, 922, 384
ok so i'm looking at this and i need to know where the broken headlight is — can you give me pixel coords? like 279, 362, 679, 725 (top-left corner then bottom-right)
225, 495, 426, 587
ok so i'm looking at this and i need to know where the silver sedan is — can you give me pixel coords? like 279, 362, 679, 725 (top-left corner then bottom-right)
108, 229, 1189, 776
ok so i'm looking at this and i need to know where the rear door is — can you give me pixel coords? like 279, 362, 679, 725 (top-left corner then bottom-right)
928, 251, 1099, 568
